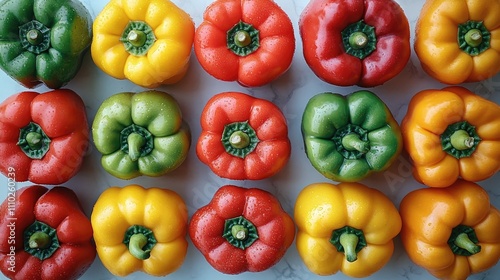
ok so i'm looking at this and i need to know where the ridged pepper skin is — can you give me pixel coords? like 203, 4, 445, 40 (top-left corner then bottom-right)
294, 182, 402, 277
91, 184, 188, 277
0, 185, 96, 280
400, 180, 500, 280
92, 90, 190, 180
194, 0, 295, 87
0, 89, 89, 185
299, 0, 410, 87
401, 86, 500, 188
301, 90, 402, 182
189, 185, 295, 274
196, 92, 291, 180
0, 0, 92, 89
91, 0, 195, 88
415, 0, 500, 84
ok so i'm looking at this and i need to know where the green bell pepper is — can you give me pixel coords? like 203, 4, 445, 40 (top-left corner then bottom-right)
301, 90, 403, 182
92, 90, 191, 180
0, 0, 92, 89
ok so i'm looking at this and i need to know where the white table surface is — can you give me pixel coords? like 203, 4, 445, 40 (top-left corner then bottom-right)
0, 0, 499, 279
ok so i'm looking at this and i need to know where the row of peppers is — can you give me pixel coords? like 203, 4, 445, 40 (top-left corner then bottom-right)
1, 0, 500, 90
1, 178, 499, 279
0, 85, 500, 280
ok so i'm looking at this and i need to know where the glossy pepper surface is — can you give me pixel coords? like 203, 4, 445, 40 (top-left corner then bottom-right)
0, 0, 92, 89
92, 90, 190, 180
299, 0, 410, 87
401, 86, 500, 188
415, 0, 500, 84
0, 185, 96, 280
194, 0, 295, 87
189, 185, 295, 274
0, 89, 89, 185
91, 0, 195, 88
294, 182, 402, 277
91, 184, 188, 277
301, 90, 402, 182
400, 180, 500, 280
197, 92, 291, 180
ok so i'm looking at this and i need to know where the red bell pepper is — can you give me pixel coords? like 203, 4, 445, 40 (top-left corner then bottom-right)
196, 91, 291, 180
299, 0, 411, 87
0, 185, 96, 280
0, 89, 89, 184
194, 0, 295, 87
189, 185, 295, 274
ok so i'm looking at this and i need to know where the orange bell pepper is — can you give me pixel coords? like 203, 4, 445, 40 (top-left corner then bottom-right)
400, 180, 500, 280
401, 86, 500, 188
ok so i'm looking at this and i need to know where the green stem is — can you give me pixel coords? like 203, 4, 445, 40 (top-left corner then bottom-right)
342, 133, 369, 154
465, 29, 483, 48
28, 231, 50, 249
229, 131, 250, 149
233, 30, 252, 47
18, 122, 51, 159
128, 233, 151, 260
339, 233, 359, 262
127, 132, 146, 161
349, 32, 369, 50
223, 216, 259, 249
454, 232, 481, 255
26, 131, 42, 149
26, 29, 43, 45
127, 30, 147, 47
231, 225, 249, 240
450, 130, 474, 150
227, 21, 260, 56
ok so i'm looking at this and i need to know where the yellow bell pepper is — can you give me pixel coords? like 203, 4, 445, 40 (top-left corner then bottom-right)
401, 86, 500, 188
294, 182, 402, 278
400, 180, 500, 280
90, 184, 188, 277
414, 0, 500, 84
91, 0, 195, 88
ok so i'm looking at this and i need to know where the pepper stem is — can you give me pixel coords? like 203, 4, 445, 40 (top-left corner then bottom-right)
231, 225, 249, 240
450, 130, 475, 150
349, 32, 369, 50
342, 133, 369, 154
229, 131, 250, 149
454, 232, 481, 255
128, 233, 151, 260
330, 226, 367, 262
339, 233, 359, 262
28, 231, 50, 249
26, 131, 42, 149
127, 30, 147, 47
27, 29, 43, 45
465, 29, 483, 47
127, 132, 146, 161
223, 216, 259, 249
234, 30, 252, 47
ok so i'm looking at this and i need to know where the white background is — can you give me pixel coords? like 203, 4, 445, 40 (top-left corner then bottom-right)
1, 0, 499, 279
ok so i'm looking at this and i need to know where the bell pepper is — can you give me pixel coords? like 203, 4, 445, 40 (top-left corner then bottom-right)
196, 91, 291, 180
91, 0, 195, 88
399, 179, 500, 280
415, 0, 500, 84
401, 86, 500, 188
294, 182, 402, 277
92, 90, 190, 180
189, 185, 295, 274
91, 184, 188, 277
299, 0, 411, 87
0, 89, 89, 185
301, 90, 402, 182
194, 0, 295, 87
0, 0, 92, 89
0, 185, 96, 280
